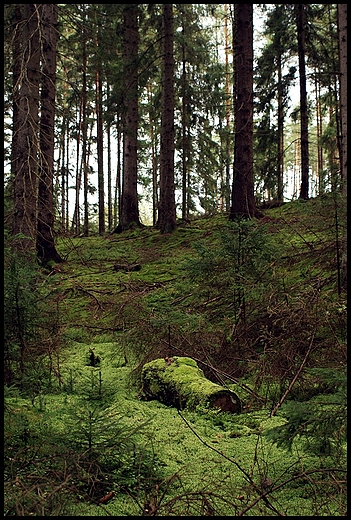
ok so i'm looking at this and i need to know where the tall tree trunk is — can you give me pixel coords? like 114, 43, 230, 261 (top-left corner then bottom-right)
12, 4, 41, 256
337, 4, 347, 289
146, 83, 158, 226
114, 117, 122, 229
314, 71, 324, 195
82, 7, 89, 237
277, 55, 284, 202
106, 84, 112, 231
60, 120, 66, 230
117, 3, 141, 232
296, 4, 309, 200
224, 4, 231, 212
337, 3, 347, 190
11, 5, 22, 196
229, 4, 262, 220
158, 3, 176, 233
37, 4, 63, 265
65, 128, 69, 230
72, 101, 82, 234
95, 25, 105, 235
96, 68, 105, 234
107, 117, 112, 231
181, 15, 188, 221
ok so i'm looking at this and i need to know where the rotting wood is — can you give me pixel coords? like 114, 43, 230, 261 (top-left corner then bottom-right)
141, 356, 241, 413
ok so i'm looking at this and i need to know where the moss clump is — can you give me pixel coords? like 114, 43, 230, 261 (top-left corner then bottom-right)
141, 356, 241, 413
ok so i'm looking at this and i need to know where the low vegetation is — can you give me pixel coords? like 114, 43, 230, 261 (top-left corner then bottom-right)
4, 194, 346, 516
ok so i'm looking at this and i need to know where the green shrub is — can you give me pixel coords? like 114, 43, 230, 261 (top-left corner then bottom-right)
264, 368, 346, 461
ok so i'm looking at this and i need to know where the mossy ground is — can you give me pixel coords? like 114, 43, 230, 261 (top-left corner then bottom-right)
6, 340, 341, 516
4, 195, 346, 516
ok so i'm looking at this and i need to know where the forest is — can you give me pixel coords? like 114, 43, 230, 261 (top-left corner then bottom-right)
4, 4, 347, 516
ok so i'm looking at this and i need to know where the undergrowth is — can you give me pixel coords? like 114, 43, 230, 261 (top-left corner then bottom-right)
4, 194, 347, 516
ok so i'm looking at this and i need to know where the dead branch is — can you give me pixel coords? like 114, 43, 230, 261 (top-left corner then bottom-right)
270, 328, 316, 417
76, 284, 103, 309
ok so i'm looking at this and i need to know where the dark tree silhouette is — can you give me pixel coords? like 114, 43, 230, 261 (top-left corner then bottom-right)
230, 4, 262, 220
37, 4, 63, 265
116, 4, 142, 232
296, 4, 309, 200
12, 4, 40, 256
157, 3, 177, 233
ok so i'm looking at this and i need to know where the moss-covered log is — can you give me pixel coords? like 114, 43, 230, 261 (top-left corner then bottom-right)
141, 356, 241, 413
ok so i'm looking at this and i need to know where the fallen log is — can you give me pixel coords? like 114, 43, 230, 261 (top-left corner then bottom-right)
141, 356, 241, 414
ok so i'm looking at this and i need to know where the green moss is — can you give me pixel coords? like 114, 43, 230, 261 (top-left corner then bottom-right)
141, 357, 241, 413
5, 351, 345, 515
9, 198, 343, 516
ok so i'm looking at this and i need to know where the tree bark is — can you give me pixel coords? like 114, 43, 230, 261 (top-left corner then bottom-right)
180, 12, 189, 221
158, 3, 177, 233
146, 84, 158, 226
11, 5, 22, 196
224, 4, 232, 212
337, 4, 347, 289
37, 4, 63, 265
229, 4, 262, 220
296, 4, 309, 200
117, 4, 141, 232
12, 4, 41, 256
277, 55, 284, 202
82, 6, 89, 237
95, 42, 105, 235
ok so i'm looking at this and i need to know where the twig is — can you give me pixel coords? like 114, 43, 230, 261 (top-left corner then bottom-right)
76, 284, 102, 309
177, 410, 285, 516
170, 340, 263, 401
270, 329, 316, 417
237, 468, 346, 516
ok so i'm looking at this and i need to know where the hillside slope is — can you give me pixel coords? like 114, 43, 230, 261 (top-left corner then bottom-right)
4, 195, 346, 516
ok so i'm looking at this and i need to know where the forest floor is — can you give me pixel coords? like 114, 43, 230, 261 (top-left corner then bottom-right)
4, 194, 347, 516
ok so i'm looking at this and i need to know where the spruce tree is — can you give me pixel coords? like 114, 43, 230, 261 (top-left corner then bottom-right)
230, 4, 262, 219
158, 4, 176, 233
36, 4, 64, 265
116, 4, 142, 232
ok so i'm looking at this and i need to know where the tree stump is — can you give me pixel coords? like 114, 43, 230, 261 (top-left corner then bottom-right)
141, 356, 241, 414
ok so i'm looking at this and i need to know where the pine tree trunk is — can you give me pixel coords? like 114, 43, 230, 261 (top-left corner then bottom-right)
229, 4, 262, 220
224, 4, 231, 212
37, 4, 63, 265
296, 4, 309, 200
337, 4, 347, 191
72, 98, 82, 234
12, 4, 41, 256
158, 3, 176, 233
314, 71, 324, 195
114, 119, 122, 229
181, 16, 188, 221
118, 4, 141, 232
60, 121, 66, 230
82, 8, 89, 237
96, 65, 105, 234
11, 5, 22, 200
277, 55, 284, 202
146, 84, 158, 226
337, 4, 347, 289
107, 117, 112, 231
